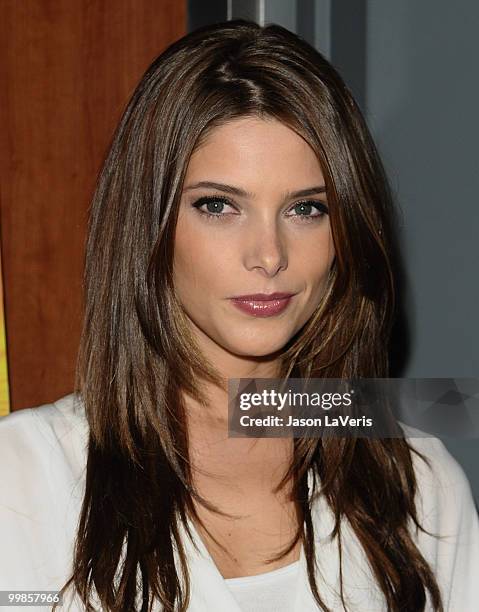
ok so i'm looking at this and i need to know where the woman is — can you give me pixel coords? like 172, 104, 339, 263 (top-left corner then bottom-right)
0, 19, 478, 612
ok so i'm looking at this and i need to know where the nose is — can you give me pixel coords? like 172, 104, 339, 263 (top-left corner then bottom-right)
243, 218, 288, 277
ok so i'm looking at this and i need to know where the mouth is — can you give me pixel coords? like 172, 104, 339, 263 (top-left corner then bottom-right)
229, 292, 297, 318
230, 292, 295, 301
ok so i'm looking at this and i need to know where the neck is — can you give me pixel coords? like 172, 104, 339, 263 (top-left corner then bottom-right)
182, 354, 293, 492
178, 320, 295, 491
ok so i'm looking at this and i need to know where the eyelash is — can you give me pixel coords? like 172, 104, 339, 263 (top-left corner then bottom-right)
191, 195, 329, 223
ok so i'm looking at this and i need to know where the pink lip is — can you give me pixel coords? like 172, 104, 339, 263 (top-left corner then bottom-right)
230, 293, 295, 317
231, 292, 295, 300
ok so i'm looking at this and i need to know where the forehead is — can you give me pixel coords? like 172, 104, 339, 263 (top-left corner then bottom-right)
184, 117, 324, 185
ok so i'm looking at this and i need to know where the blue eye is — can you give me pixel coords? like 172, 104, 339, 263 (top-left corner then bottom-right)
191, 195, 329, 222
191, 196, 236, 220
287, 200, 329, 221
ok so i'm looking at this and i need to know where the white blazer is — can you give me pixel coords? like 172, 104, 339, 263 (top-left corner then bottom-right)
0, 393, 478, 611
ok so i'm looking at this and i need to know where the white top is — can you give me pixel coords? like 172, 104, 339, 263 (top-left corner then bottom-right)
225, 559, 300, 612
0, 392, 478, 611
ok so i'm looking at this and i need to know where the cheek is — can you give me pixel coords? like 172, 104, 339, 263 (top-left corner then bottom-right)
173, 220, 197, 299
173, 219, 229, 301
299, 230, 335, 287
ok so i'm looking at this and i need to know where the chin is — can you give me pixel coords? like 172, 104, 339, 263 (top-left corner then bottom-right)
224, 334, 291, 359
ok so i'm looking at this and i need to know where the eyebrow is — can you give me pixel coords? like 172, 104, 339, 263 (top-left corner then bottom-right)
182, 181, 327, 199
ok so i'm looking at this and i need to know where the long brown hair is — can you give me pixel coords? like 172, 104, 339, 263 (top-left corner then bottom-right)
56, 20, 443, 611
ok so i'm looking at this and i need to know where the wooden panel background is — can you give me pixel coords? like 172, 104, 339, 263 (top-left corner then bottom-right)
0, 1, 186, 411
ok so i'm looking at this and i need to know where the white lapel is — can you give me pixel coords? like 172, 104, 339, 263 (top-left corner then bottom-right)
293, 470, 341, 611
177, 470, 340, 612
179, 517, 243, 612
176, 469, 386, 611
297, 470, 388, 611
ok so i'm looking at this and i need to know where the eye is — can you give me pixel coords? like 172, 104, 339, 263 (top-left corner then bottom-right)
190, 195, 329, 223
285, 200, 329, 222
191, 195, 237, 220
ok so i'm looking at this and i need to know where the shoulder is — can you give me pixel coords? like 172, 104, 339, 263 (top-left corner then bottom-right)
0, 393, 89, 516
400, 423, 475, 517
0, 391, 85, 432
399, 422, 478, 540
0, 392, 88, 479
401, 424, 479, 609
0, 391, 86, 431
0, 394, 89, 590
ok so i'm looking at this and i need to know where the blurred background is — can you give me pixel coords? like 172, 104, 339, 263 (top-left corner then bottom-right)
0, 0, 477, 502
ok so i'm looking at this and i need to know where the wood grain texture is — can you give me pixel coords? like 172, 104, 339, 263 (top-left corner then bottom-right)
0, 1, 186, 410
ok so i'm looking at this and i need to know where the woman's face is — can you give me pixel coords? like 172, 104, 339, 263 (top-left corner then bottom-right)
173, 116, 335, 363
